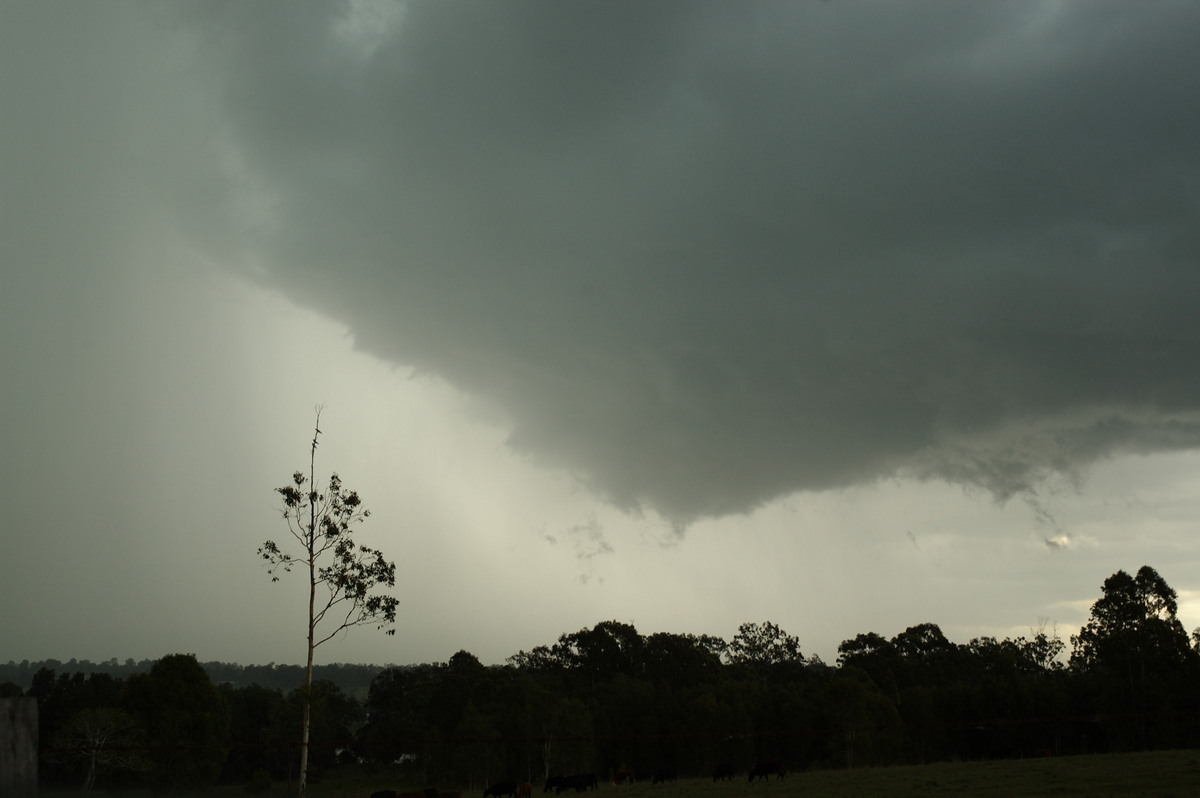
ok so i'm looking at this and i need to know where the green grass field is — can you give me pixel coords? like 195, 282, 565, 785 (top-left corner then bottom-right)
41, 750, 1200, 797
284, 750, 1200, 798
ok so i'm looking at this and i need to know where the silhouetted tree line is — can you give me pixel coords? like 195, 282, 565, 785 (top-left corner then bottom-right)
0, 659, 384, 697
7, 565, 1199, 792
8, 656, 370, 793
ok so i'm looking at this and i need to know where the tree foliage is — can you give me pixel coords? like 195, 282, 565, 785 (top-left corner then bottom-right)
122, 654, 229, 791
1071, 565, 1193, 674
258, 409, 399, 797
260, 468, 398, 648
1070, 565, 1199, 749
726, 621, 805, 673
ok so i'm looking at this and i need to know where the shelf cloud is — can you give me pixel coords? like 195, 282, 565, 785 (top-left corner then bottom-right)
10, 1, 1200, 530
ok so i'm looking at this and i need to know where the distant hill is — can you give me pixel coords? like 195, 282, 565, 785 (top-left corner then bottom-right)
0, 658, 397, 696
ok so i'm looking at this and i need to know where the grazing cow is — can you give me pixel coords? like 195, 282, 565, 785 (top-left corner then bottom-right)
613, 770, 636, 786
485, 782, 519, 798
517, 783, 533, 798
652, 768, 677, 784
556, 774, 598, 794
747, 760, 785, 782
371, 792, 398, 798
441, 792, 462, 798
712, 763, 735, 782
543, 777, 563, 793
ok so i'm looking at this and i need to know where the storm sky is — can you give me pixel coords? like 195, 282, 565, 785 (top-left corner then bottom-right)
3, 0, 1200, 669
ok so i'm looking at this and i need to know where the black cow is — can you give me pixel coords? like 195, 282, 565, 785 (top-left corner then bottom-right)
555, 774, 598, 794
747, 760, 785, 782
712, 763, 735, 782
485, 781, 518, 798
376, 791, 430, 798
397, 789, 438, 798
652, 768, 677, 784
374, 790, 434, 798
543, 777, 563, 793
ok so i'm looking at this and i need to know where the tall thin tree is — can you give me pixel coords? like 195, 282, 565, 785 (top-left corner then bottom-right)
259, 408, 398, 797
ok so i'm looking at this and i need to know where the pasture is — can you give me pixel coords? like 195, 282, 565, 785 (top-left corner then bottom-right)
290, 749, 1200, 798
41, 750, 1200, 797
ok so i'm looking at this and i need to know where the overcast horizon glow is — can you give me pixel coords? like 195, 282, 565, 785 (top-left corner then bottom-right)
3, 0, 1200, 669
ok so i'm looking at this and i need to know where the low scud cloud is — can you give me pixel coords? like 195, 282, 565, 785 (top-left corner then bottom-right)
160, 1, 1200, 528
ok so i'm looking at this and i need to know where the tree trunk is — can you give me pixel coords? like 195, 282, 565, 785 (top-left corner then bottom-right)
298, 551, 317, 797
83, 753, 97, 793
299, 615, 314, 798
299, 422, 320, 798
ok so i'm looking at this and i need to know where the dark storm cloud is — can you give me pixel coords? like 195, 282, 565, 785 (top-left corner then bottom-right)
168, 1, 1200, 523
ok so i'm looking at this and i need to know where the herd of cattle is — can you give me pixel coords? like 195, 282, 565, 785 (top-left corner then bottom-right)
370, 760, 787, 798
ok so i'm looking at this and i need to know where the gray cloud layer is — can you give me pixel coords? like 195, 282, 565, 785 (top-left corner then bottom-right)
12, 1, 1200, 525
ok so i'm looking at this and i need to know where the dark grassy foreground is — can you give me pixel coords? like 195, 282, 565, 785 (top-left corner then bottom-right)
323, 751, 1200, 798
43, 750, 1200, 797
